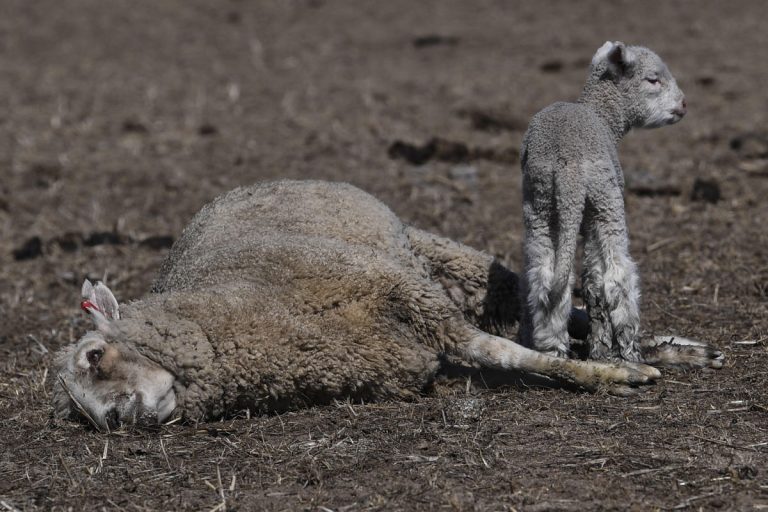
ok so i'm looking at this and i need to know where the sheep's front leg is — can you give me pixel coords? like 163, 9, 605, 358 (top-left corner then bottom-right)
456, 326, 659, 395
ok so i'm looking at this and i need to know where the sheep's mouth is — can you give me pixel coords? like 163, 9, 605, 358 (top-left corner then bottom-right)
99, 389, 176, 429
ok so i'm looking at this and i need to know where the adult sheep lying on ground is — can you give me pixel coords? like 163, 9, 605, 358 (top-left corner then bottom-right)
53, 180, 722, 430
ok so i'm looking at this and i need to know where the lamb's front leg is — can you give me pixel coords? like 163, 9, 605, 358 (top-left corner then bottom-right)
582, 219, 615, 359
584, 193, 642, 362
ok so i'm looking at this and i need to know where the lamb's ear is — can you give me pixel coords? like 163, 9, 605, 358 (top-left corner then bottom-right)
81, 279, 120, 332
592, 41, 635, 78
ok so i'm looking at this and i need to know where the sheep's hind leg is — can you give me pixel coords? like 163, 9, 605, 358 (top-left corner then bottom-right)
405, 226, 520, 336
638, 335, 724, 369
406, 226, 592, 342
454, 325, 660, 396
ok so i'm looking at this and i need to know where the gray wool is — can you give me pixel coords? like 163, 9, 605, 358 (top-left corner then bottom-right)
519, 41, 686, 361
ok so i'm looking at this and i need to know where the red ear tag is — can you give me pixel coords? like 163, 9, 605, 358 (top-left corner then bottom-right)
81, 300, 101, 313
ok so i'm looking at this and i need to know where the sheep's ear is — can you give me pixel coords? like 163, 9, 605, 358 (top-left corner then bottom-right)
592, 41, 635, 78
81, 279, 120, 332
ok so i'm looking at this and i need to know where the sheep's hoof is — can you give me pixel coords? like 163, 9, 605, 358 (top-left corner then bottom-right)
594, 361, 660, 396
605, 383, 654, 397
640, 335, 724, 369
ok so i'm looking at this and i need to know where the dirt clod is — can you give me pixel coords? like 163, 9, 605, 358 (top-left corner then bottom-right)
691, 178, 721, 203
540, 59, 564, 73
458, 108, 527, 133
389, 137, 518, 166
12, 236, 43, 260
412, 35, 460, 48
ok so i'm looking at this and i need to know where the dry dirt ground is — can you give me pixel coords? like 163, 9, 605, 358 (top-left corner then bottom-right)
1, 1, 767, 510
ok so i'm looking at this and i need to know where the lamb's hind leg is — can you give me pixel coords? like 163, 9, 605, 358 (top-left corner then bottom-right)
452, 324, 660, 396
520, 180, 584, 358
582, 218, 615, 359
583, 198, 723, 368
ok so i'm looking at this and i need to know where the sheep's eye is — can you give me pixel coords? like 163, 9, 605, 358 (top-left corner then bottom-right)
645, 77, 660, 85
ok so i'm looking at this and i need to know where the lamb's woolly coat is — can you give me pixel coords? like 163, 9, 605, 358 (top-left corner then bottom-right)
104, 180, 519, 421
519, 43, 687, 360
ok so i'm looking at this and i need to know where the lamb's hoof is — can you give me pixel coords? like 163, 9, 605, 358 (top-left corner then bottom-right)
641, 335, 724, 369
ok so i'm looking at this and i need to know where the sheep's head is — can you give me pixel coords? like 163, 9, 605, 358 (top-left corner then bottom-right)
53, 280, 177, 430
589, 41, 687, 129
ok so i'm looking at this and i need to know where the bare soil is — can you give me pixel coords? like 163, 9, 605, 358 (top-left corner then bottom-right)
1, 1, 767, 510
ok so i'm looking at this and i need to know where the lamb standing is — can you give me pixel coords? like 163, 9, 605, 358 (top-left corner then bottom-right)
53, 180, 723, 430
520, 41, 710, 363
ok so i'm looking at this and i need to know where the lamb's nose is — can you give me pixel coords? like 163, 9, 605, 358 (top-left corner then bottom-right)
674, 98, 687, 117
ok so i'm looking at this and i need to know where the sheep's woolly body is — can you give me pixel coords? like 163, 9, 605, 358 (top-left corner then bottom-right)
54, 179, 724, 428
112, 181, 505, 421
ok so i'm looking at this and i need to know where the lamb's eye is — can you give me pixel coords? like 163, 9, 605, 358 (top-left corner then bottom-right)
646, 77, 660, 85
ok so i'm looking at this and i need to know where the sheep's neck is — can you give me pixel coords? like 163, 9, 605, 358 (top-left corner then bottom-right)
117, 302, 222, 419
578, 79, 631, 145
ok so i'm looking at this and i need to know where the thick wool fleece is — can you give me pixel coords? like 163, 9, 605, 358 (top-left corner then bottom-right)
108, 181, 520, 421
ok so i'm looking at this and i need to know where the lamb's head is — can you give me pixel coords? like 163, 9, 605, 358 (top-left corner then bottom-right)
52, 280, 176, 430
587, 41, 687, 130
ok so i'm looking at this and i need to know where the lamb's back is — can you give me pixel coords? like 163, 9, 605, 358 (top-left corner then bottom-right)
522, 102, 615, 170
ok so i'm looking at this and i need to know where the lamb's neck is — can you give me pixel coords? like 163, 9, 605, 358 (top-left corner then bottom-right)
578, 78, 630, 145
